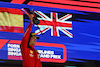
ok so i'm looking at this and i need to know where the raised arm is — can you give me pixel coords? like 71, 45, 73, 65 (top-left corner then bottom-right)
20, 14, 34, 50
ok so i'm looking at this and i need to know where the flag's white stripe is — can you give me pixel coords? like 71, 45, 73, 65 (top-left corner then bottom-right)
37, 18, 51, 21
62, 29, 73, 38
58, 27, 73, 38
51, 12, 58, 21
35, 25, 50, 28
34, 11, 51, 21
35, 25, 50, 35
49, 26, 53, 36
50, 26, 60, 37
35, 27, 50, 35
59, 14, 72, 21
56, 27, 60, 37
55, 13, 59, 22
58, 27, 72, 30
58, 21, 72, 24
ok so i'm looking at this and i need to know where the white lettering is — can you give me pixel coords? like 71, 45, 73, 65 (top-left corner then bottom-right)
7, 44, 21, 56
8, 44, 20, 48
8, 52, 22, 56
7, 44, 62, 59
37, 50, 54, 54
38, 50, 61, 59
40, 54, 61, 59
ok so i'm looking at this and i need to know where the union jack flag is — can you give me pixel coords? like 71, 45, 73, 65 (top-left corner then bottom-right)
34, 11, 73, 38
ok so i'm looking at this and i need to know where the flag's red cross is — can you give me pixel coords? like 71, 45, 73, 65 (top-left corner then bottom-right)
35, 11, 72, 37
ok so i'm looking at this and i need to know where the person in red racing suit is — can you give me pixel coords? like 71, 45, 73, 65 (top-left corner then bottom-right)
20, 14, 42, 67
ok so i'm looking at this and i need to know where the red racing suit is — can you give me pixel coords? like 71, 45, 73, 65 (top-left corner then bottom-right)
20, 23, 42, 67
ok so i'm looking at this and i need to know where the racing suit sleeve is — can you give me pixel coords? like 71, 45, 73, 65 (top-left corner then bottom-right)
20, 22, 33, 53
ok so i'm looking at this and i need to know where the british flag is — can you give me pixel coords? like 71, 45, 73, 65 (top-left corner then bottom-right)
34, 11, 73, 38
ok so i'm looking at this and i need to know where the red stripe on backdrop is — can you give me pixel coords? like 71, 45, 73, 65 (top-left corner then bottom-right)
28, 1, 100, 13
34, 0, 100, 8
8, 40, 21, 44
12, 56, 22, 60
0, 39, 9, 49
11, 0, 25, 4
0, 7, 23, 15
8, 55, 20, 60
0, 26, 23, 33
81, 0, 100, 2
10, 0, 100, 5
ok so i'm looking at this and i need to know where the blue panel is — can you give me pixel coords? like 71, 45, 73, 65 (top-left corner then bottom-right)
0, 2, 100, 62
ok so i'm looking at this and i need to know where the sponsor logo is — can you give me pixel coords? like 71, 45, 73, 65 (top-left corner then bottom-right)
29, 50, 34, 57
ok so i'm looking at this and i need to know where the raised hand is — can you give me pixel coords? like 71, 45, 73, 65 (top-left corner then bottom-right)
28, 14, 34, 24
